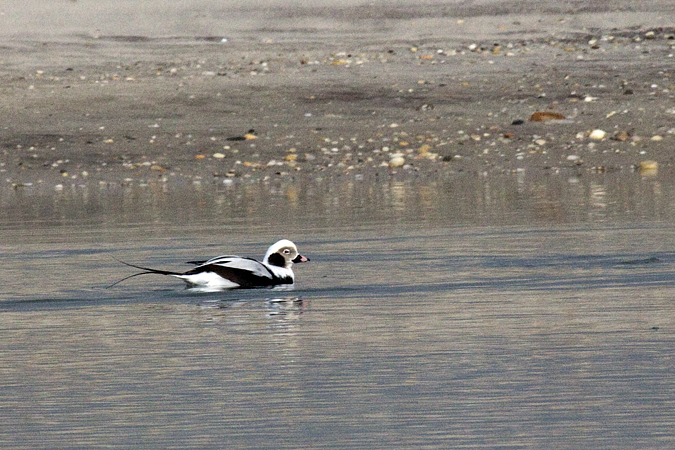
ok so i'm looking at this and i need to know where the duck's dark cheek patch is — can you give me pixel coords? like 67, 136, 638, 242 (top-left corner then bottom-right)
267, 252, 286, 268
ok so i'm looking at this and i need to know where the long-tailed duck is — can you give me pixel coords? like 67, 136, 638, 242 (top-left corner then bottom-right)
112, 239, 309, 289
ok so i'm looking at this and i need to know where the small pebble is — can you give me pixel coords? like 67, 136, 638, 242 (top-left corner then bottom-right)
213, 153, 225, 159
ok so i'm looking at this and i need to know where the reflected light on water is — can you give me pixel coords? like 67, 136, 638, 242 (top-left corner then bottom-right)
0, 171, 673, 233
1, 170, 675, 449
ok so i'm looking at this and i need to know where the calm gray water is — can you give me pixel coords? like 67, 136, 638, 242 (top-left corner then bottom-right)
1, 172, 675, 449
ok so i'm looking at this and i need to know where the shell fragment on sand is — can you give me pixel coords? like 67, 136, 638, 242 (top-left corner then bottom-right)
589, 129, 607, 140
529, 112, 566, 122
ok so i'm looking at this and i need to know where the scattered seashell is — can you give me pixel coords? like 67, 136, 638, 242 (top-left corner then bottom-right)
651, 135, 664, 141
227, 129, 256, 141
639, 160, 658, 170
529, 111, 566, 121
589, 129, 607, 140
638, 160, 658, 176
612, 130, 631, 141
212, 153, 225, 159
389, 155, 405, 168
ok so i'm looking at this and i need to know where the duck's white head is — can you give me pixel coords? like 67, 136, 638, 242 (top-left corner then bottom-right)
264, 239, 309, 269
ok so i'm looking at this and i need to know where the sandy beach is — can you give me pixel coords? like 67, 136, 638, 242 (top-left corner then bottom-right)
1, 0, 674, 188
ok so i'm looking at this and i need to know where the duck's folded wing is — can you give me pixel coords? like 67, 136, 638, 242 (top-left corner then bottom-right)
184, 257, 282, 287
185, 254, 239, 265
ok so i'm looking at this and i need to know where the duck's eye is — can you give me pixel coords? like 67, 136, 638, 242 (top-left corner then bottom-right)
283, 249, 290, 254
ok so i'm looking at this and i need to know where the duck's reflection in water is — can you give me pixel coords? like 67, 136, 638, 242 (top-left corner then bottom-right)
197, 296, 306, 334
266, 296, 304, 318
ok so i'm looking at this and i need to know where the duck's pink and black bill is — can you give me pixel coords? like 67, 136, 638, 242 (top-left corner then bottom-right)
293, 254, 309, 263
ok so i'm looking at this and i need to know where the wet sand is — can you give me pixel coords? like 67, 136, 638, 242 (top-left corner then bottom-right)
1, 1, 675, 189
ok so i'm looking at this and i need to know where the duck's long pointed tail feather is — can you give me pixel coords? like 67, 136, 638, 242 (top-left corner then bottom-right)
108, 256, 182, 289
